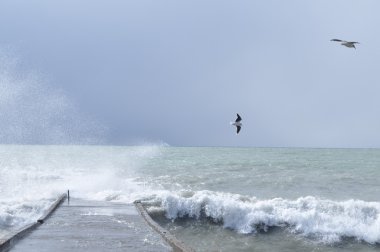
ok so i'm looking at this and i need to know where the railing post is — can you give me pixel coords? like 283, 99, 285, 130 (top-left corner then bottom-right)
67, 190, 70, 204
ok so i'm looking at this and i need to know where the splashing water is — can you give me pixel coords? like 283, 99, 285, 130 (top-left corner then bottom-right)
0, 145, 165, 233
150, 190, 380, 244
0, 48, 105, 145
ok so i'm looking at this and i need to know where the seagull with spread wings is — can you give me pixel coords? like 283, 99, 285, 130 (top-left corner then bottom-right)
330, 39, 360, 49
231, 113, 242, 134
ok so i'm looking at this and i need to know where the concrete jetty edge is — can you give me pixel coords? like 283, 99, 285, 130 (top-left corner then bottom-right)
37, 193, 67, 224
134, 201, 195, 252
0, 193, 67, 252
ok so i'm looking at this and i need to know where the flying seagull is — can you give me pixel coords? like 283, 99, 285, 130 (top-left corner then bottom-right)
330, 39, 360, 49
231, 113, 242, 134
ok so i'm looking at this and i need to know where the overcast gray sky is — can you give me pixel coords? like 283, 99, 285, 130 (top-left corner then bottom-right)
1, 0, 380, 147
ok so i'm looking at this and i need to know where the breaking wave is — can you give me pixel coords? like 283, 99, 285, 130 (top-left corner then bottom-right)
0, 198, 54, 230
148, 190, 380, 244
0, 144, 165, 235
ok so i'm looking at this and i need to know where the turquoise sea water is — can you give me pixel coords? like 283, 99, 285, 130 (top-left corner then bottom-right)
1, 145, 379, 251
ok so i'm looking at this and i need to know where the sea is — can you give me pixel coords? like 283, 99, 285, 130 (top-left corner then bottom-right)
1, 145, 379, 252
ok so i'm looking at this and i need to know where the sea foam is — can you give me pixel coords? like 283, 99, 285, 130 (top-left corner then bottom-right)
0, 144, 164, 235
0, 199, 54, 229
152, 190, 380, 244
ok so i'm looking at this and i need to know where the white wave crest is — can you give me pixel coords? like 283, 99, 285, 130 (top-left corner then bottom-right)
0, 198, 54, 229
156, 191, 380, 244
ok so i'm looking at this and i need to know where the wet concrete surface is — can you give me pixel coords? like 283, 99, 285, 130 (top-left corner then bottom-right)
10, 198, 172, 252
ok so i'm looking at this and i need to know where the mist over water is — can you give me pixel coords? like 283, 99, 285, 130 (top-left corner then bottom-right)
0, 48, 105, 145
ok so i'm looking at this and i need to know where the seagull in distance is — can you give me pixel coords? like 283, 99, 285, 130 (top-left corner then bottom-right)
231, 113, 242, 134
330, 39, 360, 49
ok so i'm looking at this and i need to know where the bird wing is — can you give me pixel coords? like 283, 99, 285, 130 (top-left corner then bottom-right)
236, 113, 242, 122
236, 126, 241, 134
330, 39, 345, 42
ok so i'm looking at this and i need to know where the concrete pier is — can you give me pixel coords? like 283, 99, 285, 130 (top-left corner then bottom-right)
0, 194, 67, 252
7, 198, 172, 252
